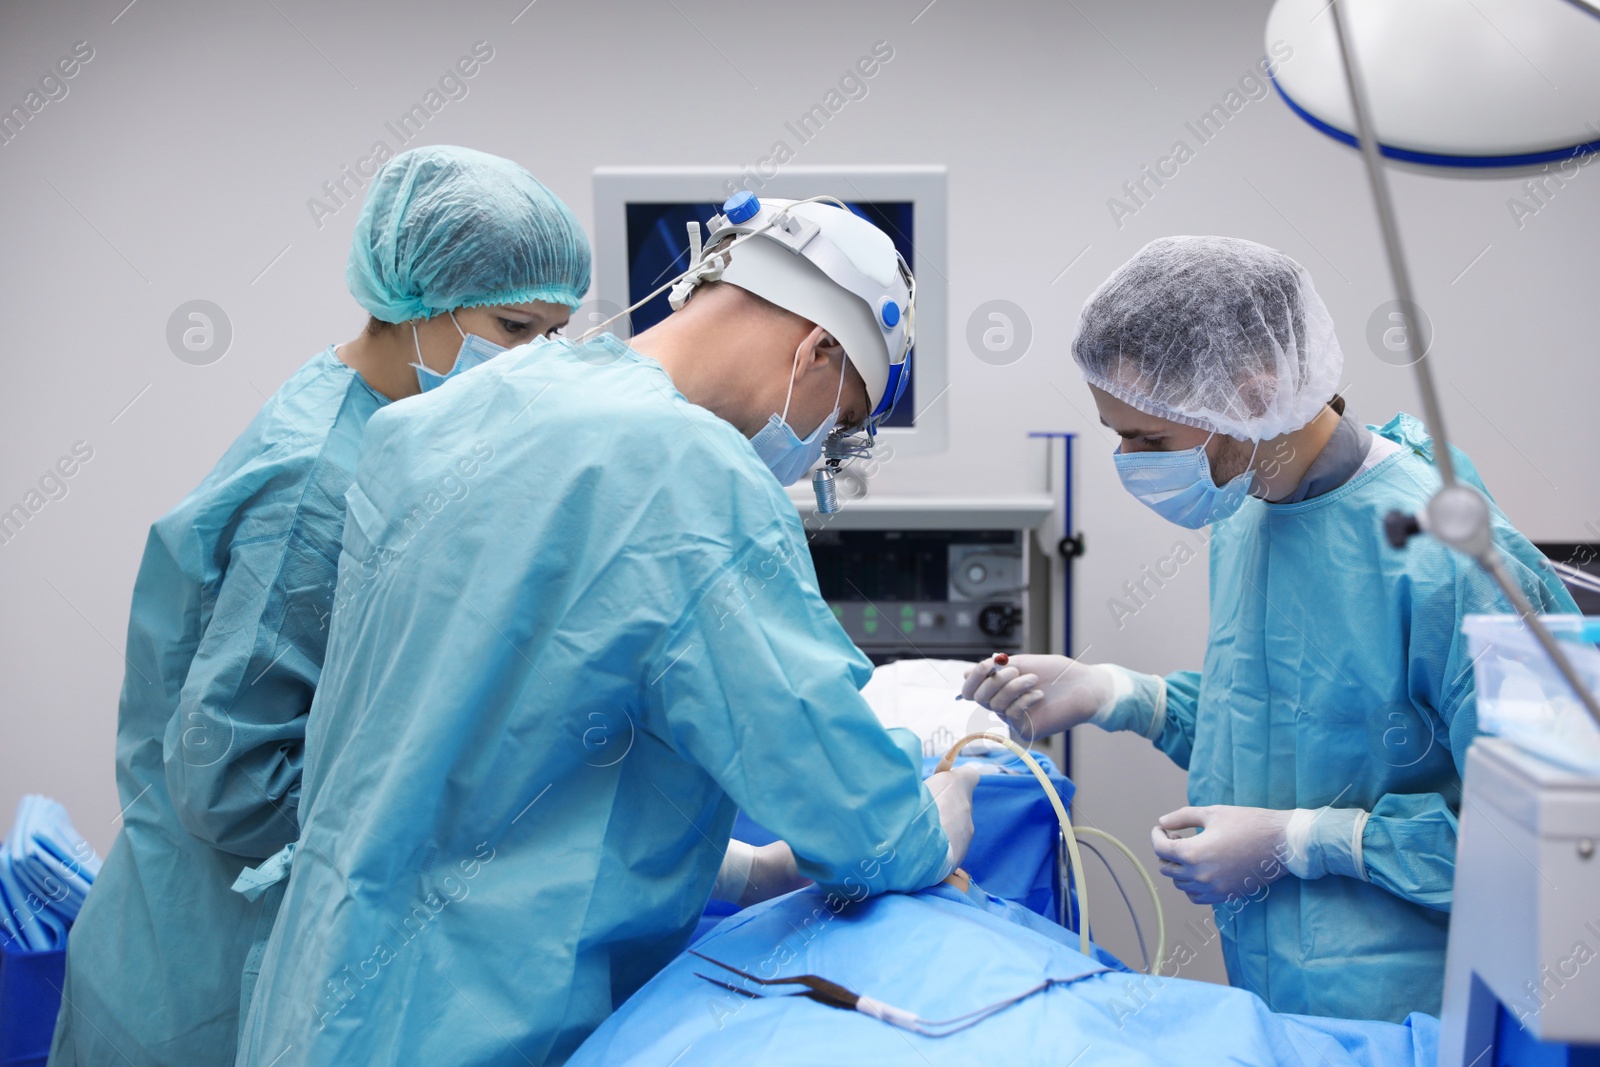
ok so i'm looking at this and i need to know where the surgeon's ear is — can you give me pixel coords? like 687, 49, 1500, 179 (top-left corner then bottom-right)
1235, 372, 1274, 419
808, 331, 845, 369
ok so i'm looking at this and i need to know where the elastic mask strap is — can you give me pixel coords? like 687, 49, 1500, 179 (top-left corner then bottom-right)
1209, 433, 1263, 491
411, 323, 424, 366
778, 328, 845, 433
777, 328, 818, 426
449, 311, 467, 340
828, 339, 847, 418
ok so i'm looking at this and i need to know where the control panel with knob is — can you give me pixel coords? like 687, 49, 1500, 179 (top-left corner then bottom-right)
808, 529, 1028, 663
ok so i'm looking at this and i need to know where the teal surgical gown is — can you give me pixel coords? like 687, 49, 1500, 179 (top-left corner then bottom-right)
233, 335, 951, 1067
49, 349, 388, 1066
1102, 414, 1577, 1022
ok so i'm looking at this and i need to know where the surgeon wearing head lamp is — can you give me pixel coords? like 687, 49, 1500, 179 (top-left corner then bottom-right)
48, 145, 590, 1067
963, 236, 1575, 1023
231, 197, 976, 1067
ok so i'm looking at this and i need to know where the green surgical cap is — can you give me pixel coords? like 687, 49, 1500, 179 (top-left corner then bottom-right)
347, 145, 591, 322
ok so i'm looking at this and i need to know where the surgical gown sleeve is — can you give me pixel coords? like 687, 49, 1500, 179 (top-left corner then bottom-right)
646, 519, 952, 897
162, 526, 328, 859
1097, 521, 1575, 913
1353, 541, 1569, 910
1097, 666, 1201, 769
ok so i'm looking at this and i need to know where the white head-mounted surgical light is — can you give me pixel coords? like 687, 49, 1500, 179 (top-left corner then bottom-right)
584, 192, 916, 512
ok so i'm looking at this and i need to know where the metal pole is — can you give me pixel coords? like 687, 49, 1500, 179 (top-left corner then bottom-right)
1063, 433, 1076, 658
1328, 0, 1600, 728
1028, 431, 1080, 657
1328, 0, 1456, 488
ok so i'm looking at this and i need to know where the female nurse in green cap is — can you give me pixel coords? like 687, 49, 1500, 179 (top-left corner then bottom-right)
48, 145, 592, 1067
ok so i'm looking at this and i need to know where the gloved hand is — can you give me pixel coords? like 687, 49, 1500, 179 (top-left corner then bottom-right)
961, 655, 1121, 741
925, 764, 982, 881
712, 840, 812, 908
1149, 805, 1293, 905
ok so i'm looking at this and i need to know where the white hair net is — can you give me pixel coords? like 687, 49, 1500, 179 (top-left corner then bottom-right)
1071, 236, 1343, 441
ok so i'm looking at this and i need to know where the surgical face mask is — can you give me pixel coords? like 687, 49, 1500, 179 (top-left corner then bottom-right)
413, 311, 507, 393
1113, 435, 1260, 529
750, 330, 846, 486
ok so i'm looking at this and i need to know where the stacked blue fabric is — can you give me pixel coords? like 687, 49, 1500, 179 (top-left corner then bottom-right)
0, 796, 99, 951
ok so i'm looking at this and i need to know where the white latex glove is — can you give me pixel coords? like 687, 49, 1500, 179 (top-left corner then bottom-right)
960, 655, 1122, 741
925, 764, 982, 881
712, 841, 812, 908
1149, 805, 1293, 905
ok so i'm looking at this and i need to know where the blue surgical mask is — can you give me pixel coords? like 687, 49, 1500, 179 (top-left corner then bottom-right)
413, 311, 508, 393
751, 330, 846, 486
1113, 435, 1259, 529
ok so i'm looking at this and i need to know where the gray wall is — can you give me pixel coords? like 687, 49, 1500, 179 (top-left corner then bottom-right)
2, 0, 1595, 987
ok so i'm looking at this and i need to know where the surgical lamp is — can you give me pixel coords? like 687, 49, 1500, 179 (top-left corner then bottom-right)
1266, 0, 1600, 729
